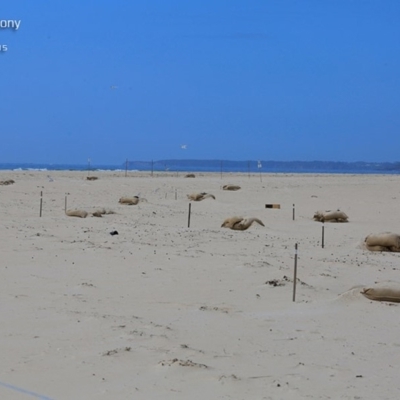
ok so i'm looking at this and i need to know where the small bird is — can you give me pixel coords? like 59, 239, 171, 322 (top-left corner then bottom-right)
181, 144, 187, 149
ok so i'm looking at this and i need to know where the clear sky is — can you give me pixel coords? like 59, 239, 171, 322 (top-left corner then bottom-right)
1, 1, 399, 164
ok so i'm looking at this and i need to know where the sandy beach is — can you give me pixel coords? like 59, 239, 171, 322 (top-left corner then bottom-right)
1, 170, 400, 400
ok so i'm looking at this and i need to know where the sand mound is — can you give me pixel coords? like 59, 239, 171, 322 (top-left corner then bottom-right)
333, 286, 367, 304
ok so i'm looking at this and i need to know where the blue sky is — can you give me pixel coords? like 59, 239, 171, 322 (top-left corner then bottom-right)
1, 1, 399, 164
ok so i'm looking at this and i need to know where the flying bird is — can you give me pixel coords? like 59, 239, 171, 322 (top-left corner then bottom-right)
181, 144, 187, 150
110, 86, 118, 89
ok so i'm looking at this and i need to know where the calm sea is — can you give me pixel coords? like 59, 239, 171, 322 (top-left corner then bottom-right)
0, 160, 399, 174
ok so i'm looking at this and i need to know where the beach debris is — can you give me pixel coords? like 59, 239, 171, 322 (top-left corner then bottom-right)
187, 192, 215, 201
65, 209, 88, 218
266, 276, 309, 287
87, 176, 98, 181
199, 305, 229, 313
159, 358, 209, 369
104, 349, 118, 356
110, 230, 119, 236
265, 279, 285, 287
91, 208, 115, 217
221, 216, 264, 231
102, 347, 131, 356
222, 184, 241, 191
218, 374, 240, 381
313, 209, 348, 222
119, 196, 139, 205
0, 179, 15, 185
119, 196, 147, 205
185, 173, 195, 178
243, 260, 272, 268
265, 204, 280, 209
364, 232, 400, 252
361, 282, 400, 303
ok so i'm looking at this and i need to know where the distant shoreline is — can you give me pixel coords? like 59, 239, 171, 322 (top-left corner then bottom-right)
0, 159, 399, 174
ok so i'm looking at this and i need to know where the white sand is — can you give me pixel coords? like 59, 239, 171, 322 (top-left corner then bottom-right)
1, 171, 400, 399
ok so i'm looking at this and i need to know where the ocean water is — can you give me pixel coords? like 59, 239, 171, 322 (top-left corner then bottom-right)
0, 160, 399, 174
